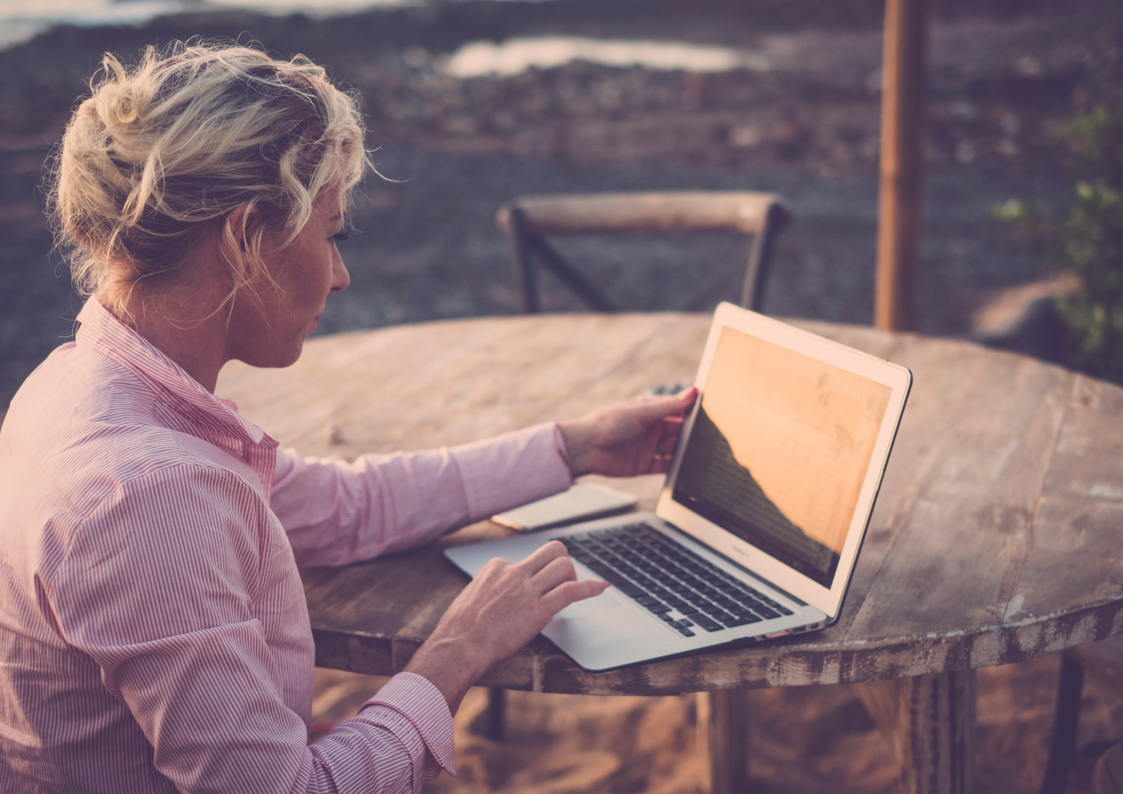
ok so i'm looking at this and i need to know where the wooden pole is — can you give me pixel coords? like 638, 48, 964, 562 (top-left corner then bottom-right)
698, 690, 752, 794
876, 0, 927, 331
854, 671, 977, 794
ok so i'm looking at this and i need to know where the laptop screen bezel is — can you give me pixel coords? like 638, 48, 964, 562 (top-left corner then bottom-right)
654, 302, 911, 621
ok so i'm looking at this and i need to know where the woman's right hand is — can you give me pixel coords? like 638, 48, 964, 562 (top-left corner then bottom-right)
403, 540, 608, 713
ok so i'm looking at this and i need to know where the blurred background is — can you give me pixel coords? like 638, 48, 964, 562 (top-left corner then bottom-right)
2, 0, 1121, 410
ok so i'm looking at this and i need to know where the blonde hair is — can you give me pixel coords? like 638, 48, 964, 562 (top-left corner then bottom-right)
48, 40, 369, 317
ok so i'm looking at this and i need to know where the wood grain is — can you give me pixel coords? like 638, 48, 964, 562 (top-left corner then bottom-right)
496, 192, 789, 236
216, 313, 1123, 695
855, 671, 976, 794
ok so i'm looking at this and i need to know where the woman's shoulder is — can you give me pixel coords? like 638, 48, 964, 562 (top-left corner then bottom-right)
3, 345, 269, 528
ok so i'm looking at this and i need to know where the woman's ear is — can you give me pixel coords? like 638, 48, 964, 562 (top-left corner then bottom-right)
226, 204, 264, 253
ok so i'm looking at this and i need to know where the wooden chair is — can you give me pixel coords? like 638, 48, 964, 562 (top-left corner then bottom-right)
1040, 635, 1123, 794
496, 191, 792, 314
483, 191, 791, 741
1093, 742, 1123, 794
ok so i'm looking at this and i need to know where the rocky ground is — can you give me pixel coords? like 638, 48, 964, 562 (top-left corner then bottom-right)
1, 0, 1121, 408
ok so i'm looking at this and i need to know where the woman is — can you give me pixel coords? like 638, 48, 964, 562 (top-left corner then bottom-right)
0, 41, 694, 793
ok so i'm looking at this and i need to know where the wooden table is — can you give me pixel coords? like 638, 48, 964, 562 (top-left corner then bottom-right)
217, 313, 1123, 794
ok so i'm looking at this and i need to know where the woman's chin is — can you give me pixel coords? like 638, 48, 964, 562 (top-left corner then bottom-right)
277, 342, 307, 369
238, 340, 306, 370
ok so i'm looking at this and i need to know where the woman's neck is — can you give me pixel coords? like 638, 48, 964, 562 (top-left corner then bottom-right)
112, 256, 234, 393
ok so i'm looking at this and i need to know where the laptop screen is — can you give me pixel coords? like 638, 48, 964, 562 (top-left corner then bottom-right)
671, 326, 892, 588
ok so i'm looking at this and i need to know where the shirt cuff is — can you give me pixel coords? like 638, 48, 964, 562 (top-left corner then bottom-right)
552, 423, 571, 471
359, 672, 455, 780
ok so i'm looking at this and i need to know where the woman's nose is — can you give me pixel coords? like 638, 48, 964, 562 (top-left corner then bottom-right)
331, 254, 350, 294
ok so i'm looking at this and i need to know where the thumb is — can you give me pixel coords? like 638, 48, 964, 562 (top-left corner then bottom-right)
652, 386, 697, 417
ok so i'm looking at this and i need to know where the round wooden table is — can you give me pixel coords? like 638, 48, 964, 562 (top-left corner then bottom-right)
217, 312, 1123, 794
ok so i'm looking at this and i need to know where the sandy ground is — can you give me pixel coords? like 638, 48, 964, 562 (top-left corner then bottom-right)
2, 0, 1123, 789
309, 655, 1123, 793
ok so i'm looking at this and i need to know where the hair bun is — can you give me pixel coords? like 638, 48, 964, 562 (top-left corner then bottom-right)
48, 41, 370, 319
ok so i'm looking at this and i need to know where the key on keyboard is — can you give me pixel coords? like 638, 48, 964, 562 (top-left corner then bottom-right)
560, 523, 792, 638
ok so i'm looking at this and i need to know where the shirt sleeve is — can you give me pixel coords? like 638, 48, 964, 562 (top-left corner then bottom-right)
272, 422, 574, 568
310, 673, 455, 793
49, 464, 453, 794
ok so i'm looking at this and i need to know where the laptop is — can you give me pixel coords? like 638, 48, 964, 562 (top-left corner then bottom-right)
444, 302, 911, 672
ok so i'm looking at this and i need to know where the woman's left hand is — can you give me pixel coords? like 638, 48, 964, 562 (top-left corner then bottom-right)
558, 387, 698, 478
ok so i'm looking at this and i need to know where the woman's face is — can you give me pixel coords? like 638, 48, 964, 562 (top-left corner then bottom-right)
227, 186, 351, 369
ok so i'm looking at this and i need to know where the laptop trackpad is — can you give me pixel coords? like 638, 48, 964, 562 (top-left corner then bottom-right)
543, 594, 678, 671
554, 588, 628, 622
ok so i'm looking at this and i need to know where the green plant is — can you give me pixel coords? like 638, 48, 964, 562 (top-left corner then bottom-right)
995, 106, 1123, 382
1055, 108, 1123, 381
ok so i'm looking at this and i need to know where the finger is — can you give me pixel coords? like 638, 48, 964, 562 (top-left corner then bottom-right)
628, 391, 692, 425
636, 445, 660, 475
539, 578, 610, 614
661, 414, 685, 433
635, 415, 678, 473
530, 554, 578, 593
632, 392, 694, 452
649, 387, 697, 418
519, 539, 569, 575
645, 402, 692, 472
658, 416, 683, 449
474, 555, 514, 585
678, 386, 699, 410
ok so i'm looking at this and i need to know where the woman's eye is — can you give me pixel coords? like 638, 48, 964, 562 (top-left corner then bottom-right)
332, 231, 351, 243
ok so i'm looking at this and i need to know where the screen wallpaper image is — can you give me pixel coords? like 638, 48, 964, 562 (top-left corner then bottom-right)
673, 328, 891, 587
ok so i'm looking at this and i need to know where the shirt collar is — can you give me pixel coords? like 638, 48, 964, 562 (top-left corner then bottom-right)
75, 299, 276, 451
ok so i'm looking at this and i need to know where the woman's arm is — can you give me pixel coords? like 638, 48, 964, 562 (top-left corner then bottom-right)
271, 390, 696, 568
271, 423, 572, 568
53, 464, 455, 794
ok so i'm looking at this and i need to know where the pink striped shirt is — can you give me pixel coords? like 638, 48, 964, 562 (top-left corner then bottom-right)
0, 299, 573, 793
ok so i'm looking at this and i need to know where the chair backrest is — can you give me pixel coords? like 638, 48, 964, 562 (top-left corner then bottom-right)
496, 191, 792, 314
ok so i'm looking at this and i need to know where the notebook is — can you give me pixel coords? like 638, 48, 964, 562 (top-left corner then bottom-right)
444, 302, 911, 672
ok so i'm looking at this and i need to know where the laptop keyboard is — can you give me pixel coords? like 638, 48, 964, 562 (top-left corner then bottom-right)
559, 523, 793, 638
